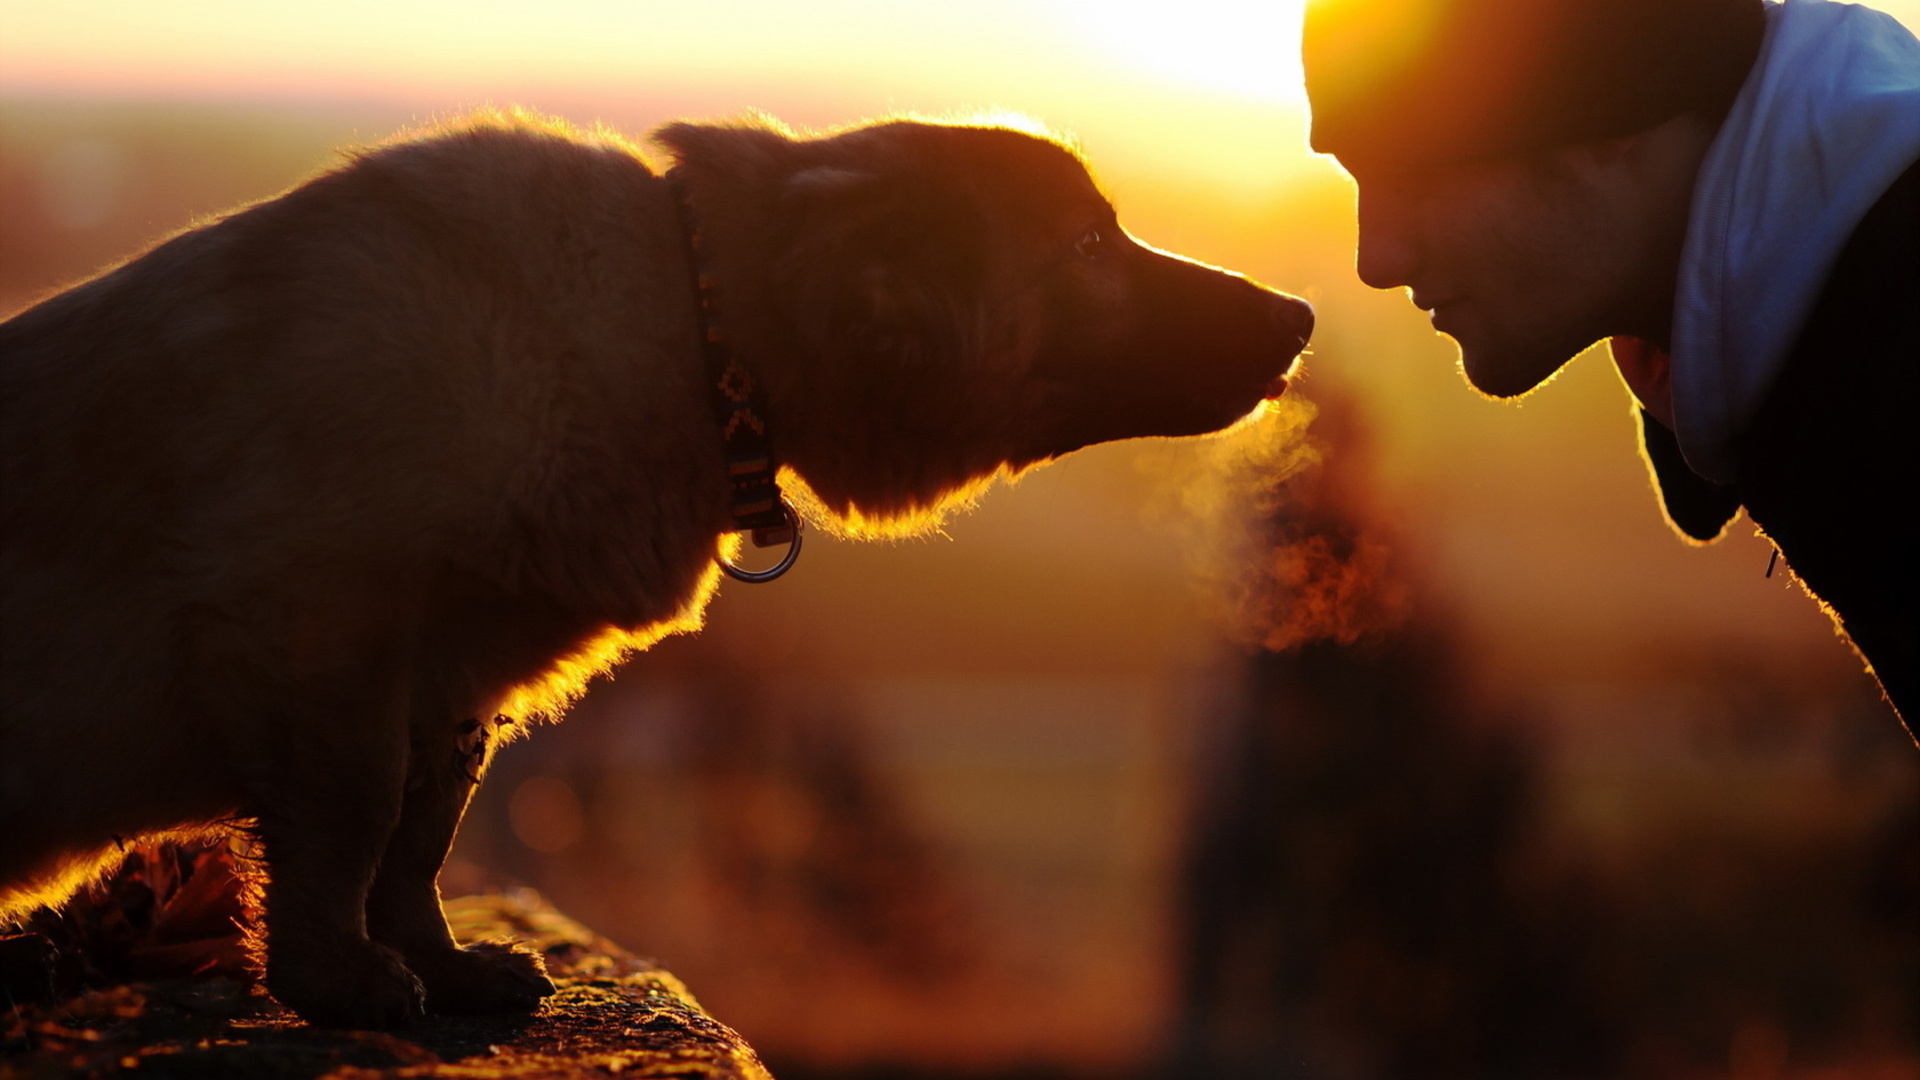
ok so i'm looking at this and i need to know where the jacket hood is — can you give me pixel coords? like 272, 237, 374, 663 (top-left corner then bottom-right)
1670, 0, 1920, 483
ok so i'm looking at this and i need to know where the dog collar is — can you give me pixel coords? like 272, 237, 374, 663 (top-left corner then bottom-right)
666, 170, 802, 583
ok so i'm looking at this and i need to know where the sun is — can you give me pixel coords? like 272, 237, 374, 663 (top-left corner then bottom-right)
1048, 0, 1310, 104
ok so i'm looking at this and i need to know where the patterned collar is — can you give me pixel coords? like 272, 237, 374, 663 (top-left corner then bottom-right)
665, 170, 802, 582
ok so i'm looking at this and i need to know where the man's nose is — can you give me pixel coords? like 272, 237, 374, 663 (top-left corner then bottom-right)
1354, 187, 1416, 291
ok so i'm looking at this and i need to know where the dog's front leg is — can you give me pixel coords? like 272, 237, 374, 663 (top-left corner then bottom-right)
247, 680, 428, 1028
365, 714, 555, 1015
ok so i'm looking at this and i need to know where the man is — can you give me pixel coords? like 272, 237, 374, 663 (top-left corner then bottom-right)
1302, 0, 1920, 738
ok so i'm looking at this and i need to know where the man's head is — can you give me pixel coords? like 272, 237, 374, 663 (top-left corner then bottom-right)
1304, 0, 1764, 398
1347, 113, 1721, 399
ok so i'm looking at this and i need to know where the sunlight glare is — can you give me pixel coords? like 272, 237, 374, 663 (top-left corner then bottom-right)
1049, 0, 1308, 104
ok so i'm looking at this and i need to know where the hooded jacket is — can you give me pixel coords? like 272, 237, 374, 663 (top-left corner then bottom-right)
1642, 0, 1920, 734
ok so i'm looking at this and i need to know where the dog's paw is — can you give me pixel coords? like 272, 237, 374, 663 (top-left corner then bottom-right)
409, 940, 557, 1015
268, 939, 427, 1029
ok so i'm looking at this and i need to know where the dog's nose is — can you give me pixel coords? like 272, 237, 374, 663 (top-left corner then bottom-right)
1267, 293, 1315, 355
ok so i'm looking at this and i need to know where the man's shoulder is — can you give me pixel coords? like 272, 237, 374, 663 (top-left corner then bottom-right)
1635, 159, 1919, 546
1816, 154, 1920, 311
1776, 155, 1920, 410
1737, 156, 1920, 732
1741, 153, 1918, 482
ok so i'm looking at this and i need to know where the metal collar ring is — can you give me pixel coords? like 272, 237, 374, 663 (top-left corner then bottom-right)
718, 498, 804, 584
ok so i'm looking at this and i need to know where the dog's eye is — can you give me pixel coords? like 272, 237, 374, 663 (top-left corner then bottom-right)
1074, 227, 1106, 258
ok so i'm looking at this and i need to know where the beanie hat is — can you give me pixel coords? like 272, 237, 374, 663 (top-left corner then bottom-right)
1303, 0, 1767, 165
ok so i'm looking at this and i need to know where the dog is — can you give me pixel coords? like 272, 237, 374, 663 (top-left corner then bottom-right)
0, 110, 1312, 1028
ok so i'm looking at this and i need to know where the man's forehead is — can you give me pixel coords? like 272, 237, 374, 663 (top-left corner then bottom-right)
1303, 0, 1764, 166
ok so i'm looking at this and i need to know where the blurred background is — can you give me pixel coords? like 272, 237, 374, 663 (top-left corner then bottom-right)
5, 2, 1918, 1078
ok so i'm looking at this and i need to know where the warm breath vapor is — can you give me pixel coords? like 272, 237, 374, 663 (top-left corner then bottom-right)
1146, 395, 1410, 652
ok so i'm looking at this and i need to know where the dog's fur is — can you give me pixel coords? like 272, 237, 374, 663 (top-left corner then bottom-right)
0, 111, 1310, 1027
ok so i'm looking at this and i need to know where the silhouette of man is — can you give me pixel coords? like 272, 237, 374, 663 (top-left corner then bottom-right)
1303, 0, 1920, 737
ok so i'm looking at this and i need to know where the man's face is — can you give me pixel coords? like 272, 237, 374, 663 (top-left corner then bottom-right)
1347, 149, 1635, 398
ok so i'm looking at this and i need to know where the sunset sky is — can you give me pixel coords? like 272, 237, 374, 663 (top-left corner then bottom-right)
9, 1, 1916, 203
6, 1, 1306, 104
0, 0, 1317, 137
11, 2, 1918, 103
2, 1, 1359, 213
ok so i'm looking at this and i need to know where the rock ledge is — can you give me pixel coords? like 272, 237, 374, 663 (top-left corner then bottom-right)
2, 890, 771, 1080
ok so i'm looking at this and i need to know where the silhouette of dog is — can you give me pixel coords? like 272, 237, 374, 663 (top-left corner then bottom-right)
0, 111, 1311, 1027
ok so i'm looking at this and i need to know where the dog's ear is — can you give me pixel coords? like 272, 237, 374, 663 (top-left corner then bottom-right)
651, 120, 797, 185
1637, 407, 1742, 542
773, 164, 985, 372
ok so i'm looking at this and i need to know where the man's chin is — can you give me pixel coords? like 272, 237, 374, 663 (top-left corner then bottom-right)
1453, 337, 1571, 400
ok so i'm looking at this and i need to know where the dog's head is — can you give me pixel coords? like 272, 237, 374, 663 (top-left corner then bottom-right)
656, 117, 1312, 535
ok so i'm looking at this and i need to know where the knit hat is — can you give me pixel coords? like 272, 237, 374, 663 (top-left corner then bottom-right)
1303, 0, 1767, 165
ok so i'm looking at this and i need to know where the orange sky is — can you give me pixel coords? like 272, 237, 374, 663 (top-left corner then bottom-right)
10, 1, 1916, 215
9, 1, 1916, 200
3, 1, 1346, 209
10, 1, 1917, 104
4, 2, 1303, 99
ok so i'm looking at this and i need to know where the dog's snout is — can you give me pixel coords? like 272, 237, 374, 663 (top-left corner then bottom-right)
1255, 293, 1314, 400
1268, 293, 1315, 354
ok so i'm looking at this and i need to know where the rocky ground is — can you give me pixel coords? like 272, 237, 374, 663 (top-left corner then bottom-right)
2, 889, 772, 1080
